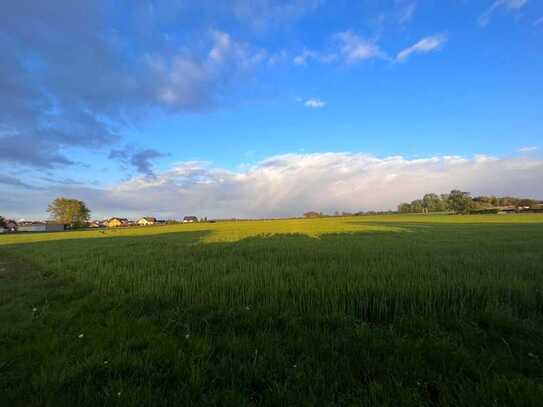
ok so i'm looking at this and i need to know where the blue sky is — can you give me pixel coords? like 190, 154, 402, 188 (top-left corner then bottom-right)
1, 0, 543, 219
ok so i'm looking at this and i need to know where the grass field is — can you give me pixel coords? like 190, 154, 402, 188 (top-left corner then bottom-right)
1, 214, 543, 406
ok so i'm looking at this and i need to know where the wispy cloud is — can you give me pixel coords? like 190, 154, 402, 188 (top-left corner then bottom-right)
518, 146, 538, 153
304, 98, 326, 108
399, 2, 417, 24
334, 31, 386, 63
0, 174, 42, 190
109, 146, 167, 177
293, 49, 336, 65
396, 34, 447, 63
478, 0, 528, 27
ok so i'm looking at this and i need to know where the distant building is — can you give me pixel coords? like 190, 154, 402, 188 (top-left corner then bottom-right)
137, 217, 157, 226
183, 216, 198, 223
106, 218, 129, 228
4, 220, 17, 232
17, 221, 65, 233
87, 221, 104, 228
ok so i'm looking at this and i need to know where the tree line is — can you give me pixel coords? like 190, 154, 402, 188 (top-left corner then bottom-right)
398, 190, 542, 214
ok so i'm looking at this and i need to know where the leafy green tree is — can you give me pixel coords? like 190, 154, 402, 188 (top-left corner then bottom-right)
518, 199, 535, 208
398, 203, 412, 213
0, 216, 5, 228
47, 197, 91, 228
423, 193, 445, 213
410, 200, 424, 213
447, 190, 472, 214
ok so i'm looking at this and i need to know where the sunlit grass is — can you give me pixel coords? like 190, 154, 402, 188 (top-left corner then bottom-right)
1, 214, 543, 405
2, 213, 541, 247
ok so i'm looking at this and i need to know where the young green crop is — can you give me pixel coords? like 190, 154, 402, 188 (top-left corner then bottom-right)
1, 214, 543, 405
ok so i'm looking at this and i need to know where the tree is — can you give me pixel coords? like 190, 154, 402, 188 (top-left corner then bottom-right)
410, 199, 424, 213
518, 199, 535, 208
398, 203, 411, 213
422, 193, 446, 213
47, 197, 91, 228
304, 211, 322, 218
447, 190, 472, 214
0, 216, 5, 228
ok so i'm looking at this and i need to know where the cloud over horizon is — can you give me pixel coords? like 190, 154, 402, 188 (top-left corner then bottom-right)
3, 152, 543, 220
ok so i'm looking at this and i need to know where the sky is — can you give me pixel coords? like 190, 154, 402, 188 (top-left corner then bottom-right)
1, 0, 542, 220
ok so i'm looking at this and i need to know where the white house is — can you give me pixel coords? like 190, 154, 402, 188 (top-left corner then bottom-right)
17, 222, 65, 233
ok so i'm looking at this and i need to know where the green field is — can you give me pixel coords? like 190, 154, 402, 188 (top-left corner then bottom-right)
1, 214, 543, 406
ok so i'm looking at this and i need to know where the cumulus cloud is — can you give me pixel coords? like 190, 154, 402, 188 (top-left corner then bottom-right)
396, 34, 447, 62
304, 98, 327, 108
3, 153, 543, 220
334, 31, 385, 63
0, 1, 267, 170
479, 0, 528, 27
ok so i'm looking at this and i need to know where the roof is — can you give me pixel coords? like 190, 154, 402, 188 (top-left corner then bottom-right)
139, 217, 157, 222
183, 216, 198, 220
108, 217, 128, 222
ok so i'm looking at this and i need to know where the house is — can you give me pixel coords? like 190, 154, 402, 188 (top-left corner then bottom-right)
497, 206, 517, 214
183, 216, 198, 223
137, 217, 157, 226
106, 217, 129, 228
87, 221, 104, 228
4, 220, 17, 232
17, 221, 65, 233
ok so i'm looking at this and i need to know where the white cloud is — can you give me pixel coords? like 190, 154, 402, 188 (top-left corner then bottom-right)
208, 29, 266, 69
333, 31, 385, 63
399, 2, 417, 24
293, 49, 336, 65
148, 30, 268, 111
294, 49, 319, 65
396, 34, 447, 62
479, 0, 528, 27
3, 153, 543, 220
304, 98, 326, 108
518, 146, 538, 153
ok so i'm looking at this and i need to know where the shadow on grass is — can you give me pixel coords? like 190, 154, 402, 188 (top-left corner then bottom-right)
2, 223, 543, 406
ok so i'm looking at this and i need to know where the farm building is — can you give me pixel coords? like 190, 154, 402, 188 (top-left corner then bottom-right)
17, 222, 65, 233
3, 220, 17, 232
183, 216, 198, 223
137, 217, 157, 226
107, 218, 129, 228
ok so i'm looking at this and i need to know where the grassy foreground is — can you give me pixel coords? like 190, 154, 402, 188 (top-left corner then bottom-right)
1, 214, 543, 406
